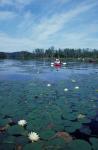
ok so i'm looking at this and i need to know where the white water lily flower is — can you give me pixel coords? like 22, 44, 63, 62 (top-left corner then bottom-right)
47, 84, 51, 87
77, 114, 86, 119
75, 86, 79, 89
63, 62, 67, 65
64, 88, 68, 92
51, 64, 54, 67
18, 120, 27, 126
72, 79, 76, 83
28, 132, 40, 142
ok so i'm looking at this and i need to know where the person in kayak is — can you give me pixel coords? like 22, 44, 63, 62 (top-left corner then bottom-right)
55, 59, 61, 64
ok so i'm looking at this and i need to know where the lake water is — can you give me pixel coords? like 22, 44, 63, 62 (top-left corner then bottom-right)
0, 60, 98, 150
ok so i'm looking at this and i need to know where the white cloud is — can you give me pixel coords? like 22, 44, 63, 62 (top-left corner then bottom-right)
51, 21, 98, 49
0, 21, 98, 52
16, 0, 32, 5
0, 11, 16, 20
0, 0, 32, 6
0, 32, 34, 52
0, 0, 98, 51
0, 0, 33, 10
17, 11, 34, 34
0, 0, 13, 5
31, 0, 98, 42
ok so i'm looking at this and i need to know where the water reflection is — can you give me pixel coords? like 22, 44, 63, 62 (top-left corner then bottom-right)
0, 60, 98, 81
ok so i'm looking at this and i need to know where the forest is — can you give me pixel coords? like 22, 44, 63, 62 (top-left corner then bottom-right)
0, 47, 98, 60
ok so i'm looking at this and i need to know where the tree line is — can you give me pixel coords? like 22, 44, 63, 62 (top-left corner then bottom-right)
0, 47, 98, 60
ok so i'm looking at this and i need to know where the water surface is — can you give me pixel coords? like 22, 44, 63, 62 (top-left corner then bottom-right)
0, 60, 98, 150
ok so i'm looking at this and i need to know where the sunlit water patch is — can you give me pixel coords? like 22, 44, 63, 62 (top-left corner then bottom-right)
0, 60, 98, 149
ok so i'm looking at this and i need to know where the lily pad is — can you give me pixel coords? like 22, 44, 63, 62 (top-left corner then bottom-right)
0, 118, 9, 126
89, 137, 98, 150
45, 137, 66, 149
67, 139, 91, 150
40, 129, 55, 140
15, 136, 29, 145
3, 135, 15, 144
23, 142, 43, 150
0, 143, 15, 150
65, 122, 82, 133
78, 118, 91, 124
27, 118, 48, 132
53, 123, 64, 131
80, 126, 91, 135
7, 125, 27, 136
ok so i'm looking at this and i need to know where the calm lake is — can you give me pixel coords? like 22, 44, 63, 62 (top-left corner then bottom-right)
0, 60, 98, 150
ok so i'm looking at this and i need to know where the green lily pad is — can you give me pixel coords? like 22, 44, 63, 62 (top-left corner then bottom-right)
54, 123, 64, 131
15, 136, 29, 145
80, 127, 91, 135
27, 118, 48, 132
65, 122, 82, 133
78, 118, 91, 124
86, 110, 96, 119
45, 137, 66, 149
40, 129, 55, 140
67, 139, 91, 150
3, 136, 15, 144
63, 114, 77, 121
23, 142, 43, 150
0, 143, 15, 150
7, 125, 27, 136
0, 118, 9, 126
90, 137, 98, 150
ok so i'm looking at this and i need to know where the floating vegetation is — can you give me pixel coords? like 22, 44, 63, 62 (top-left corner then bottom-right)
0, 61, 98, 149
80, 126, 91, 135
28, 132, 40, 142
67, 139, 92, 150
24, 142, 42, 150
89, 137, 98, 150
7, 125, 26, 136
74, 86, 80, 89
18, 120, 27, 127
71, 79, 76, 83
0, 124, 10, 133
77, 114, 86, 119
65, 122, 82, 133
47, 84, 51, 87
64, 88, 69, 92
55, 131, 73, 143
40, 129, 55, 140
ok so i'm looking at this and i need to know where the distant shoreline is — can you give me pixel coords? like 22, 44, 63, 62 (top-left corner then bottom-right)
0, 49, 98, 63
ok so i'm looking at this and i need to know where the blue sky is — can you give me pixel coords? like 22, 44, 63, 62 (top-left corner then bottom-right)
0, 0, 98, 52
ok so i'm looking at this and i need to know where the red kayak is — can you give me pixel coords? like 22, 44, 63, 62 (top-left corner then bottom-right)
51, 59, 66, 68
54, 63, 62, 67
53, 59, 61, 67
